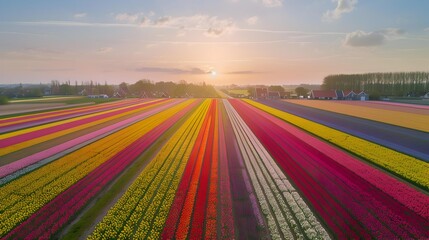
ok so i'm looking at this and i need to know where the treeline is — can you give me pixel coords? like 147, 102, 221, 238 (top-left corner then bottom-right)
0, 79, 219, 100
50, 80, 114, 96
322, 72, 429, 98
0, 81, 115, 99
0, 84, 44, 99
120, 79, 219, 98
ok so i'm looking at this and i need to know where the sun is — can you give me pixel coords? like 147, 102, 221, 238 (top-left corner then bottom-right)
210, 70, 217, 77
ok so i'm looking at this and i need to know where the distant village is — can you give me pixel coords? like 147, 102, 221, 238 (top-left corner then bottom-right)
227, 87, 370, 101
1, 71, 429, 104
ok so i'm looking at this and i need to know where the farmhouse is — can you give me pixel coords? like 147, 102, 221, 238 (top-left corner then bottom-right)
343, 90, 357, 100
254, 87, 268, 98
268, 91, 281, 99
310, 90, 338, 100
357, 91, 369, 101
310, 89, 369, 100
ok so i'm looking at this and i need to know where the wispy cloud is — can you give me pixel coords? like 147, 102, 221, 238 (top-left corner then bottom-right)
226, 70, 262, 75
14, 20, 137, 28
74, 13, 87, 19
260, 0, 283, 8
96, 47, 113, 53
11, 20, 345, 37
236, 27, 346, 35
136, 14, 236, 37
32, 68, 75, 72
0, 31, 47, 37
152, 39, 311, 45
246, 16, 259, 26
343, 28, 405, 47
135, 66, 208, 74
115, 12, 143, 24
323, 0, 358, 21
5, 48, 66, 61
16, 48, 64, 55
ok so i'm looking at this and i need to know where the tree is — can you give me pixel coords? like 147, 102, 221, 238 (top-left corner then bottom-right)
295, 87, 309, 97
247, 87, 256, 98
268, 85, 284, 92
119, 82, 129, 96
130, 79, 154, 96
322, 72, 429, 97
0, 95, 8, 105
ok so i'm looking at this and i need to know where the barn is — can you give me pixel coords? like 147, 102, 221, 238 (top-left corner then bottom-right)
310, 90, 338, 100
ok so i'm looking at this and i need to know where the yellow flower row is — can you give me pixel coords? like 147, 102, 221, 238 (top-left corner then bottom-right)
244, 99, 429, 190
284, 99, 429, 132
0, 99, 168, 156
88, 99, 211, 240
0, 100, 194, 237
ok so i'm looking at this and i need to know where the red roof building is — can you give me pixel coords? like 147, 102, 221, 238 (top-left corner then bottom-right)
343, 90, 357, 100
255, 87, 268, 98
310, 90, 338, 99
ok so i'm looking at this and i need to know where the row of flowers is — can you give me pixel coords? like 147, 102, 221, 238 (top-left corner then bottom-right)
0, 99, 169, 157
0, 99, 184, 180
226, 99, 330, 240
284, 99, 429, 132
237, 99, 429, 239
87, 100, 210, 240
0, 98, 143, 133
254, 105, 429, 220
244, 99, 429, 190
221, 101, 267, 239
1, 100, 197, 239
0, 100, 188, 237
216, 100, 235, 239
162, 100, 219, 239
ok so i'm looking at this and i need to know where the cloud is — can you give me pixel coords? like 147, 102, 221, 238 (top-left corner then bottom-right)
154, 16, 172, 26
74, 13, 87, 19
135, 66, 208, 74
133, 14, 236, 37
344, 31, 384, 47
323, 0, 358, 21
204, 18, 235, 37
246, 16, 259, 25
15, 20, 137, 28
96, 47, 113, 53
32, 68, 75, 72
226, 70, 261, 75
261, 0, 283, 8
5, 48, 66, 61
115, 13, 143, 24
344, 28, 405, 47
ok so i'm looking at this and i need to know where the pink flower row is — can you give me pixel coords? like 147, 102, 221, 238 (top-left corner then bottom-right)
217, 102, 235, 239
0, 98, 169, 148
0, 99, 143, 133
0, 99, 181, 178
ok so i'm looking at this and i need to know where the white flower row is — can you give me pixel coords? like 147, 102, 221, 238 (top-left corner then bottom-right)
224, 100, 330, 240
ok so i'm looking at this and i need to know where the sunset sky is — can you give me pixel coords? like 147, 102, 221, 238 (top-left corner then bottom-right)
1, 0, 428, 85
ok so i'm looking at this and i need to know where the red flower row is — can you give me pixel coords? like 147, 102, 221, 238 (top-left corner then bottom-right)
230, 99, 429, 239
3, 100, 197, 239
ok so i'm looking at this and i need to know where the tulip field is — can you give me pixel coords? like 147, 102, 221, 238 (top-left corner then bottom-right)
0, 98, 428, 239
